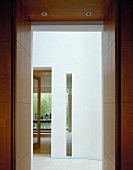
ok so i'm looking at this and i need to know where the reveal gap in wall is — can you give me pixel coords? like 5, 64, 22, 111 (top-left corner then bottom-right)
66, 74, 72, 157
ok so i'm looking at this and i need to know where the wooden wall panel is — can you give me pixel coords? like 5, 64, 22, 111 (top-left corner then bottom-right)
121, 1, 133, 41
103, 42, 115, 103
0, 43, 11, 103
102, 0, 116, 169
16, 0, 31, 56
16, 42, 31, 103
15, 0, 31, 169
16, 153, 31, 170
0, 0, 11, 169
121, 104, 133, 165
121, 41, 133, 102
104, 153, 115, 170
0, 0, 31, 169
104, 103, 115, 162
121, 1, 133, 169
16, 104, 31, 163
0, 1, 11, 42
102, 0, 115, 56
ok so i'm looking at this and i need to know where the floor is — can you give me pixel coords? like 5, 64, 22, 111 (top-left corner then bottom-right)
33, 154, 102, 170
33, 132, 72, 155
33, 134, 51, 154
33, 132, 102, 170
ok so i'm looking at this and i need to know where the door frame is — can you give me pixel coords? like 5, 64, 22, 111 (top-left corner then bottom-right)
33, 75, 41, 150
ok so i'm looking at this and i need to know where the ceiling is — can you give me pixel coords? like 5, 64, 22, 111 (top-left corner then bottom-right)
21, 0, 111, 22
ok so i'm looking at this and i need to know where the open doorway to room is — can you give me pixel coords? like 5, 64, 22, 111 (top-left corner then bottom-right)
32, 24, 103, 170
33, 69, 52, 155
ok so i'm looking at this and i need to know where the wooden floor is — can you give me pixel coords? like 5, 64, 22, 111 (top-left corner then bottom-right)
33, 134, 51, 154
33, 132, 72, 156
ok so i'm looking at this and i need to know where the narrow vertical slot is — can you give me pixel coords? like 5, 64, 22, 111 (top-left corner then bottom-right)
66, 74, 72, 156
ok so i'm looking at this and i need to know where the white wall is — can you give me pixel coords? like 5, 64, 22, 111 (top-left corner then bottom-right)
33, 32, 102, 160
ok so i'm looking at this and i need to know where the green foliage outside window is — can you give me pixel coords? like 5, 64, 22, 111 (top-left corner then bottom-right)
33, 92, 68, 129
41, 93, 51, 118
33, 93, 52, 119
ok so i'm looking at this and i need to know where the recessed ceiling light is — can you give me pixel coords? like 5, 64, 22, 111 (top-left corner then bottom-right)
42, 12, 47, 16
86, 12, 91, 16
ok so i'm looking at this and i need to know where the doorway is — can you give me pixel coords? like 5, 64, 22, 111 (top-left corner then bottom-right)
32, 29, 102, 160
33, 69, 52, 155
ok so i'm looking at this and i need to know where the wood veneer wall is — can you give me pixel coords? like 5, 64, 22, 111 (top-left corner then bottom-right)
0, 0, 11, 169
121, 1, 133, 169
102, 0, 116, 169
15, 0, 31, 169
